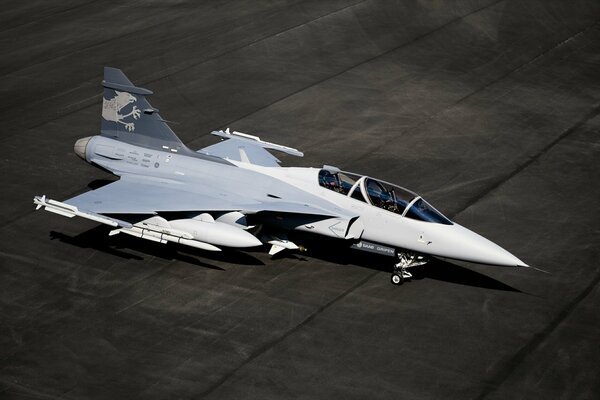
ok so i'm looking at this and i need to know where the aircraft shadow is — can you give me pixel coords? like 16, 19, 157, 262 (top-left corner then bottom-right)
290, 235, 521, 292
87, 179, 117, 190
50, 226, 518, 291
49, 226, 265, 271
408, 260, 521, 292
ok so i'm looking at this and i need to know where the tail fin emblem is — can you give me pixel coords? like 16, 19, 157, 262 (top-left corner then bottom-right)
102, 90, 141, 132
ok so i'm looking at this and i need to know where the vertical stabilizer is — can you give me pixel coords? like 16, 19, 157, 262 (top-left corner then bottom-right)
101, 67, 184, 152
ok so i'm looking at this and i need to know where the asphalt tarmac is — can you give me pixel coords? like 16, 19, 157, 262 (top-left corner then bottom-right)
1, 1, 599, 399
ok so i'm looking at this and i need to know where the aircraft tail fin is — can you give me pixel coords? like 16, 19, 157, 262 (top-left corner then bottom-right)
101, 67, 185, 152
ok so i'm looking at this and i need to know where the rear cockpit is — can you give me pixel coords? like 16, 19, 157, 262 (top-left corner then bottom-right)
318, 168, 452, 225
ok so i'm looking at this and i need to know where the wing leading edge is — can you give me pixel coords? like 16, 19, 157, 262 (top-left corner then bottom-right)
63, 175, 345, 218
200, 129, 303, 167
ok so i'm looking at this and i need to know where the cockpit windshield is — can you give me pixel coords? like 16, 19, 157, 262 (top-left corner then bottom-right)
404, 198, 452, 225
318, 169, 452, 224
364, 178, 415, 215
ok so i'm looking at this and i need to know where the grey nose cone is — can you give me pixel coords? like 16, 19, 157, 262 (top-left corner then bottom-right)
74, 136, 92, 160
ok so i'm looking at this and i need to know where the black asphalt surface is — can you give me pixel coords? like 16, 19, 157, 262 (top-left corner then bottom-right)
1, 1, 599, 399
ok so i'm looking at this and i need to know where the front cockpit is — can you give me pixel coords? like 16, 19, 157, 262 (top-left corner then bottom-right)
318, 168, 452, 225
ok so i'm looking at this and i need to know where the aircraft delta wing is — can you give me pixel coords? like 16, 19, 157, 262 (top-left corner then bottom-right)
201, 128, 304, 167
63, 174, 346, 217
34, 67, 527, 286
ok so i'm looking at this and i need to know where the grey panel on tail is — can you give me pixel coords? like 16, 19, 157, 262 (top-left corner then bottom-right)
100, 67, 231, 165
101, 67, 184, 151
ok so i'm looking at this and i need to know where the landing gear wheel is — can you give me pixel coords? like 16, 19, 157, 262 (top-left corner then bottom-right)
391, 251, 428, 285
391, 273, 403, 285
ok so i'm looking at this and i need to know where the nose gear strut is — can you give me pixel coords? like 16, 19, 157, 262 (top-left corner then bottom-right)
391, 252, 428, 285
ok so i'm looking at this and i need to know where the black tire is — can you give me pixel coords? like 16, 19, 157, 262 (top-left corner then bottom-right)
391, 273, 403, 285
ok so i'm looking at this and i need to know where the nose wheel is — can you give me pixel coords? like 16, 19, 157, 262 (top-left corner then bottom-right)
391, 251, 427, 286
391, 267, 412, 285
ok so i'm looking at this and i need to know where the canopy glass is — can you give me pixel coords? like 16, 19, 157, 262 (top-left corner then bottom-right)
318, 169, 452, 225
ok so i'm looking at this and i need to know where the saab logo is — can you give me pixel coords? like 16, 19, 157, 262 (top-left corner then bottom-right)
351, 240, 395, 256
102, 91, 141, 132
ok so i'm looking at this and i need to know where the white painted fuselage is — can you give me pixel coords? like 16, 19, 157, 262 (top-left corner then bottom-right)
231, 162, 527, 267
69, 135, 527, 268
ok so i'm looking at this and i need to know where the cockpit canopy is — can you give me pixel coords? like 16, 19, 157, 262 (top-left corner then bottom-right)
318, 168, 452, 225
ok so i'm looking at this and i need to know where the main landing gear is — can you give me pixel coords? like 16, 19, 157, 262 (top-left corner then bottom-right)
391, 252, 428, 285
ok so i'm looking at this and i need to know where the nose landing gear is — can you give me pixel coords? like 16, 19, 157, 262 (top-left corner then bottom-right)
391, 252, 428, 285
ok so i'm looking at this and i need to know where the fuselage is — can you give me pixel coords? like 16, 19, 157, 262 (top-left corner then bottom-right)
231, 163, 527, 267
77, 134, 527, 267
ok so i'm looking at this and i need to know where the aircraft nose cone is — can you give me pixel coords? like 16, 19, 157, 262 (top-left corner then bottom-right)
74, 136, 92, 160
476, 241, 528, 267
442, 224, 528, 267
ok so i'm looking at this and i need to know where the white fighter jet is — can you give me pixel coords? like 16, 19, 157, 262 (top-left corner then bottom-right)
34, 68, 528, 285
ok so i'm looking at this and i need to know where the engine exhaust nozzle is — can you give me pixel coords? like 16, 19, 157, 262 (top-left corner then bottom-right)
74, 136, 92, 160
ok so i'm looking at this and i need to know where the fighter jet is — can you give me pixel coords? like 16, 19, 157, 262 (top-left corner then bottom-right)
34, 67, 528, 285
